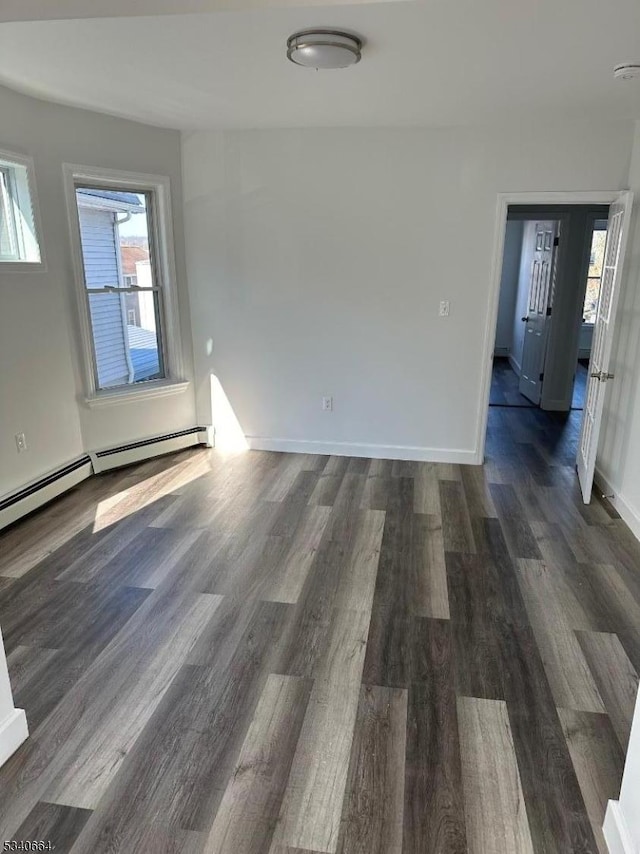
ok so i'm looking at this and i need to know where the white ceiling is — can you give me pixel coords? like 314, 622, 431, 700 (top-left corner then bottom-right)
0, 0, 639, 130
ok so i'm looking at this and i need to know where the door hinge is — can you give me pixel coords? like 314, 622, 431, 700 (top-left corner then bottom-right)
546, 306, 552, 316
539, 372, 544, 381
553, 236, 560, 246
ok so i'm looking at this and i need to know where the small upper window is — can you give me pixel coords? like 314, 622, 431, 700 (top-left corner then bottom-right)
0, 150, 42, 266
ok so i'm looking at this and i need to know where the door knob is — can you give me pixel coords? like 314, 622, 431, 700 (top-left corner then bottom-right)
521, 316, 530, 322
590, 371, 615, 382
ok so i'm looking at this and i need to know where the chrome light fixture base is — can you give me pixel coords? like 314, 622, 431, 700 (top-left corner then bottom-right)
287, 29, 362, 69
614, 63, 640, 80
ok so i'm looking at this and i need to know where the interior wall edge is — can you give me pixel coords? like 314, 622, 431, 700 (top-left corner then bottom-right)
603, 800, 635, 854
594, 466, 640, 543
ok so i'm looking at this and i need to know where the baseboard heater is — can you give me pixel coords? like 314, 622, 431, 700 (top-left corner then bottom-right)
90, 426, 213, 473
0, 426, 214, 531
0, 455, 93, 531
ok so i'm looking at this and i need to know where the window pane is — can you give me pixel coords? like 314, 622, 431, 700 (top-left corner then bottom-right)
88, 291, 163, 387
126, 291, 163, 382
583, 228, 606, 325
0, 169, 19, 259
0, 158, 41, 263
75, 185, 165, 390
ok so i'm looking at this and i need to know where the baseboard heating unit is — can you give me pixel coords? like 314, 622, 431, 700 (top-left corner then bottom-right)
90, 426, 212, 473
0, 455, 93, 531
0, 426, 213, 530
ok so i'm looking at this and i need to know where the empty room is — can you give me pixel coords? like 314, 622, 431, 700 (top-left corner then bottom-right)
1, 1, 640, 853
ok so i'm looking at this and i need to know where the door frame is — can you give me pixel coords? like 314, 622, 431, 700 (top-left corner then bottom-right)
475, 190, 622, 464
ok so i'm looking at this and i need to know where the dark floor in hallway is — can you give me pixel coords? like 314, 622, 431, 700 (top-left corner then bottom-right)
0, 406, 638, 853
490, 357, 588, 410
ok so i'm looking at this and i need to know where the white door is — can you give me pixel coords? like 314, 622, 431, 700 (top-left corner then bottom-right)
577, 191, 633, 503
519, 222, 557, 404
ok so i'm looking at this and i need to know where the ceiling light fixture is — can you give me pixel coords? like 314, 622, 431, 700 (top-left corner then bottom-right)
614, 63, 640, 80
287, 29, 362, 69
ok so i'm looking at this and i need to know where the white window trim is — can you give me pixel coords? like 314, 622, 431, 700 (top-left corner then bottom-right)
84, 379, 191, 408
62, 163, 187, 406
0, 147, 46, 272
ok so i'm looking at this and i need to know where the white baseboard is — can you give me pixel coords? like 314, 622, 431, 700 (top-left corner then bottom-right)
246, 436, 479, 465
595, 466, 640, 542
0, 708, 28, 768
0, 458, 92, 532
508, 354, 522, 377
604, 800, 635, 854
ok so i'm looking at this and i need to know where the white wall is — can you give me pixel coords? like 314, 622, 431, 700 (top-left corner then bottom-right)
182, 121, 632, 460
598, 119, 640, 540
494, 220, 523, 356
578, 323, 594, 358
604, 691, 640, 853
617, 694, 640, 848
0, 627, 27, 767
0, 84, 196, 496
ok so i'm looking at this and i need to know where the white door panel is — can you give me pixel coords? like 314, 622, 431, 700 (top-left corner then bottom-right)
577, 191, 633, 504
519, 222, 558, 404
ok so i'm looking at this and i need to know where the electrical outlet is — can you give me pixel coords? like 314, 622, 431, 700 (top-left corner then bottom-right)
15, 432, 27, 453
322, 396, 333, 412
439, 300, 450, 317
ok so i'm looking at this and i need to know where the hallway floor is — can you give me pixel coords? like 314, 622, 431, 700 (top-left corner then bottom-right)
0, 407, 638, 853
490, 357, 588, 410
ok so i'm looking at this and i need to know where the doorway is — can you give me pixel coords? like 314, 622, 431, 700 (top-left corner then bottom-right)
478, 191, 633, 504
489, 205, 609, 414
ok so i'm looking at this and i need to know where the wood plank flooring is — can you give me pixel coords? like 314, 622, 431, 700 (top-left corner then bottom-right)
490, 357, 587, 410
0, 406, 639, 853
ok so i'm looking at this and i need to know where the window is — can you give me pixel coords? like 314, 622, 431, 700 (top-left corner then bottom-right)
65, 166, 185, 402
0, 150, 43, 266
583, 226, 607, 324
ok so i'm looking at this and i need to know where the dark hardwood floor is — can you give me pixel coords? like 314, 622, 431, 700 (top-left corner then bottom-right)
491, 357, 588, 410
0, 406, 638, 853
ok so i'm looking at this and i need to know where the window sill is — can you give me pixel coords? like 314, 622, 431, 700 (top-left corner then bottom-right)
0, 259, 47, 274
84, 380, 190, 409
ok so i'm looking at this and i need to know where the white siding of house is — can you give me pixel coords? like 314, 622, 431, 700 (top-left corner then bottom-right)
78, 206, 129, 388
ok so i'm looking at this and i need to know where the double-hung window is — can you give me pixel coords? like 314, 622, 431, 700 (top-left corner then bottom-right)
0, 149, 43, 268
65, 166, 185, 403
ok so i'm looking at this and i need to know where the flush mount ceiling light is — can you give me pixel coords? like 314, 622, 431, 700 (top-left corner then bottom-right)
287, 29, 362, 69
614, 63, 640, 80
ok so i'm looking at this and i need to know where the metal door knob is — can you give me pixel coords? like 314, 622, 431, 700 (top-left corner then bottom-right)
590, 371, 615, 382
521, 316, 529, 322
